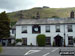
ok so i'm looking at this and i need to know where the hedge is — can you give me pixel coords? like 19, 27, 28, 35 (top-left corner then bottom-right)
37, 34, 46, 46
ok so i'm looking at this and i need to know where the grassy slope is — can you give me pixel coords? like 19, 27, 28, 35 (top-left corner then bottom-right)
7, 7, 75, 26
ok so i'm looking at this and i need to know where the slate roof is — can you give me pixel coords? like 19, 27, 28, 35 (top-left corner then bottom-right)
16, 18, 75, 25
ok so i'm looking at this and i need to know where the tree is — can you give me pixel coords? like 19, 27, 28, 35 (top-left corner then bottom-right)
37, 34, 46, 46
0, 11, 10, 39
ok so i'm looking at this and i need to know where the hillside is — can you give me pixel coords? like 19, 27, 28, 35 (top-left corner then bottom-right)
7, 7, 75, 26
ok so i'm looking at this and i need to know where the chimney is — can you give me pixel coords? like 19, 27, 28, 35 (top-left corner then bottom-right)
36, 12, 40, 19
70, 11, 74, 18
18, 11, 24, 19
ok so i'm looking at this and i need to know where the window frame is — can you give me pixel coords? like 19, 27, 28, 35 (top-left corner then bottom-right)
46, 37, 51, 45
67, 25, 73, 32
12, 29, 15, 34
68, 36, 74, 45
56, 25, 60, 32
46, 25, 50, 32
22, 26, 27, 33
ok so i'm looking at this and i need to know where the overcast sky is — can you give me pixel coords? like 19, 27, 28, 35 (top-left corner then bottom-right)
0, 0, 75, 13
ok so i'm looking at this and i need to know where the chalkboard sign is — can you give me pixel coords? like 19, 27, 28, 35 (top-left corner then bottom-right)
59, 49, 74, 56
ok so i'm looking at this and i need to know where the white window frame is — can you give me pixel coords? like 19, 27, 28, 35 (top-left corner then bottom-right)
56, 25, 60, 32
67, 25, 73, 32
46, 25, 50, 32
22, 26, 27, 33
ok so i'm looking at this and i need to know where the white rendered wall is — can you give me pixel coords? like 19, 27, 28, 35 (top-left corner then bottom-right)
16, 26, 22, 39
16, 24, 75, 46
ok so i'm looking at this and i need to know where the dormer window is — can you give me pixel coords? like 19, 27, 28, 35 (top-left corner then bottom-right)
22, 26, 27, 33
32, 25, 41, 33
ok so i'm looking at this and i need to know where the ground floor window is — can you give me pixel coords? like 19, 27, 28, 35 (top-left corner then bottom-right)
68, 36, 73, 45
46, 37, 51, 45
22, 38, 27, 45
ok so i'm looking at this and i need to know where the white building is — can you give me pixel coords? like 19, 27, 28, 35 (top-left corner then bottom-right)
14, 17, 75, 46
10, 11, 75, 47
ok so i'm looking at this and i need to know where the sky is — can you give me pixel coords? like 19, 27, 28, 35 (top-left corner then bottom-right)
0, 0, 75, 13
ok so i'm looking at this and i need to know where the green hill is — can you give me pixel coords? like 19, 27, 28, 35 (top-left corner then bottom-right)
7, 7, 75, 26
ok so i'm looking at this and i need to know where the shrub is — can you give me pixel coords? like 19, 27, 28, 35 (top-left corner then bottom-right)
37, 34, 46, 46
16, 39, 22, 43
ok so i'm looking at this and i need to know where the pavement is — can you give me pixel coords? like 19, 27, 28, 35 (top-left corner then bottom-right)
0, 47, 75, 56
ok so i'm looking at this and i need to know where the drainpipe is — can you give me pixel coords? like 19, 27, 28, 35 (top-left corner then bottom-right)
64, 23, 66, 47
64, 33, 65, 47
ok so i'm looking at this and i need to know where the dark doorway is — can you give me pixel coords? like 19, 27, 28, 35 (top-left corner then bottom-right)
54, 35, 63, 47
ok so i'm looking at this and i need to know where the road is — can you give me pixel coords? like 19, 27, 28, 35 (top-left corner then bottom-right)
0, 47, 75, 56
